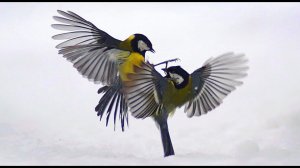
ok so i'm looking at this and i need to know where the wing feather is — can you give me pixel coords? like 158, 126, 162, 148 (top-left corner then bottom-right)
123, 62, 166, 119
185, 52, 249, 117
52, 10, 129, 85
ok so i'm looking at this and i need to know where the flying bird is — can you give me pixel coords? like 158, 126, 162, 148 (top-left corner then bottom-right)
51, 10, 155, 130
123, 52, 249, 157
51, 10, 249, 158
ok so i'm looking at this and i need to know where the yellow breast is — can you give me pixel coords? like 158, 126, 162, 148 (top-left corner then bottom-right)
119, 52, 144, 81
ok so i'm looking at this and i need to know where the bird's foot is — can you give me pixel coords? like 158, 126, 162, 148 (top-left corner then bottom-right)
154, 58, 180, 67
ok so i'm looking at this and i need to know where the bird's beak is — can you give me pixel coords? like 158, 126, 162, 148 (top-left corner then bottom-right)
150, 48, 155, 53
161, 68, 167, 72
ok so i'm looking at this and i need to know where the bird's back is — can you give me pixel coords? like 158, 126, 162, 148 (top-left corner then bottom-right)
162, 77, 193, 115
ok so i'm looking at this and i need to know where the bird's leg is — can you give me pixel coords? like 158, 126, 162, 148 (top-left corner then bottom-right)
153, 58, 180, 67
165, 62, 168, 71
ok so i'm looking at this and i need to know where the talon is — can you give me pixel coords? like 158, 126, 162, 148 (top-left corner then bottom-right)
154, 58, 181, 67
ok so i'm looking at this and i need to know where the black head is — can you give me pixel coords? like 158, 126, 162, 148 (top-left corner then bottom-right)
162, 66, 190, 89
131, 34, 155, 56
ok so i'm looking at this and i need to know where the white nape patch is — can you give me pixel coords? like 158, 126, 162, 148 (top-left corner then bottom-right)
169, 72, 184, 85
138, 40, 150, 52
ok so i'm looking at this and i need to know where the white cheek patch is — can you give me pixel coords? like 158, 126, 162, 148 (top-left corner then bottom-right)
169, 73, 184, 85
138, 40, 150, 51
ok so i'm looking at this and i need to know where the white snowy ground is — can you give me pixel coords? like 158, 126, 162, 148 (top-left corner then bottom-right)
1, 2, 300, 165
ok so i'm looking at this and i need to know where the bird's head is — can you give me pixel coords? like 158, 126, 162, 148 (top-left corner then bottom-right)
162, 66, 190, 89
131, 34, 155, 56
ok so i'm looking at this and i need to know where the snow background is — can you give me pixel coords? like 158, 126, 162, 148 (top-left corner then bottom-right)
1, 2, 300, 165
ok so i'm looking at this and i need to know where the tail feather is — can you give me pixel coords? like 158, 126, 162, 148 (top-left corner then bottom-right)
97, 85, 109, 94
159, 121, 175, 157
154, 110, 175, 157
95, 78, 128, 131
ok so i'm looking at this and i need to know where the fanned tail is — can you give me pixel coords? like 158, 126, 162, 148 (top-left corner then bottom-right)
95, 78, 128, 131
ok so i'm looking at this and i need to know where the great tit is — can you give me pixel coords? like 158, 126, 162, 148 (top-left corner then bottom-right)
52, 10, 155, 130
123, 52, 248, 157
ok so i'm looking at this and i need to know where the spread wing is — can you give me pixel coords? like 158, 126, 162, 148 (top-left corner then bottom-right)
52, 10, 130, 85
184, 52, 249, 117
123, 62, 167, 119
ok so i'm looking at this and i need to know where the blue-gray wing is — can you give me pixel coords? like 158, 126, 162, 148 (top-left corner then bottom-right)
184, 52, 249, 117
52, 10, 130, 85
123, 62, 167, 119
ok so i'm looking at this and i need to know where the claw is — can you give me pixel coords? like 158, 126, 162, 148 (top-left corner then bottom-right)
154, 58, 180, 67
